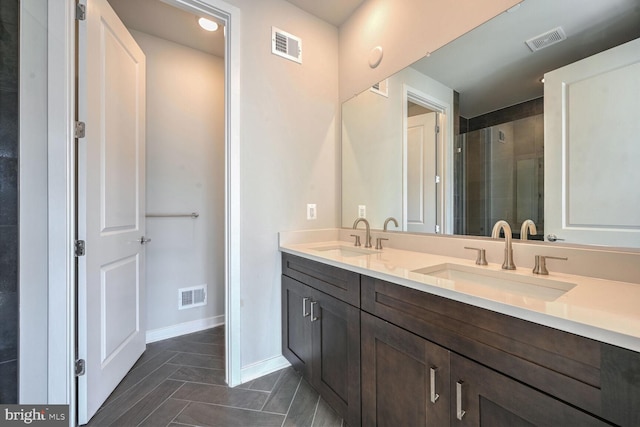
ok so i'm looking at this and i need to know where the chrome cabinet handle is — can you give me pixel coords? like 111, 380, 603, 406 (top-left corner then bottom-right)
139, 236, 152, 244
456, 381, 466, 420
429, 367, 440, 403
302, 297, 310, 317
546, 234, 565, 242
310, 301, 319, 322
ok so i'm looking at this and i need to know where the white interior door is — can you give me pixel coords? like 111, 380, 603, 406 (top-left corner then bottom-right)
545, 37, 640, 247
406, 112, 438, 233
77, 0, 146, 423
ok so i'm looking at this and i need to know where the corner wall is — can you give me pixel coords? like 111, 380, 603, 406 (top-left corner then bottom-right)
224, 0, 340, 371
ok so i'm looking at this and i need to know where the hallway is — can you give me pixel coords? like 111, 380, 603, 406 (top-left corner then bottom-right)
87, 326, 343, 426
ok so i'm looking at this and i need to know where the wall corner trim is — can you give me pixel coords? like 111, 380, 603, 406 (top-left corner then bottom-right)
240, 355, 291, 385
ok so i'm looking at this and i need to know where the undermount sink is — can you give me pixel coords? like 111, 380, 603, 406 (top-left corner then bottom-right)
311, 245, 380, 258
412, 263, 576, 302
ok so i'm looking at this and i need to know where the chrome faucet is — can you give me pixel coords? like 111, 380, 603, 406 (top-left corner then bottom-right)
520, 219, 537, 241
353, 218, 372, 248
383, 217, 399, 231
491, 220, 516, 270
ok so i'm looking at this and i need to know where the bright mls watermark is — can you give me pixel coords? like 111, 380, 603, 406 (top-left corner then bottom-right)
0, 406, 68, 426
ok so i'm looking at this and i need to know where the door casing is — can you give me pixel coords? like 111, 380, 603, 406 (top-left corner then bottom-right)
43, 0, 241, 424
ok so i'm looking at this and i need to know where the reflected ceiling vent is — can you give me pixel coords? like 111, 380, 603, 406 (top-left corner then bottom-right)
525, 26, 567, 52
272, 27, 302, 64
370, 79, 389, 97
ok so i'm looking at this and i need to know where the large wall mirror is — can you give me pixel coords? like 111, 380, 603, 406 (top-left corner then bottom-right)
341, 0, 640, 248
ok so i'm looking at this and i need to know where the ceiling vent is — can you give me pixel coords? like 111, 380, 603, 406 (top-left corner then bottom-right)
370, 79, 389, 97
525, 26, 567, 52
272, 27, 302, 64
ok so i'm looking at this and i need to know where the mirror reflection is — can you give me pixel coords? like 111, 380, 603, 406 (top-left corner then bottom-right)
341, 0, 640, 247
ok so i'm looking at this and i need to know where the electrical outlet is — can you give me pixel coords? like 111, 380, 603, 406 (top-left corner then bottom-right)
307, 203, 317, 220
358, 205, 366, 218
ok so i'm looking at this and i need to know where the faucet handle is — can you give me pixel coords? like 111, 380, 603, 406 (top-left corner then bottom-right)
533, 255, 568, 275
375, 237, 389, 250
464, 247, 488, 265
350, 234, 361, 247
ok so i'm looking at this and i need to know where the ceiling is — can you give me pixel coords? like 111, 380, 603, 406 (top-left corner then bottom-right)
284, 0, 365, 26
107, 0, 640, 118
108, 0, 225, 58
410, 0, 640, 118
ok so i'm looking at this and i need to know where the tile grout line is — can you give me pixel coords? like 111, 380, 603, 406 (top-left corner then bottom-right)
259, 369, 285, 412
170, 398, 286, 415
280, 375, 303, 427
105, 364, 181, 426
309, 395, 321, 427
134, 379, 187, 427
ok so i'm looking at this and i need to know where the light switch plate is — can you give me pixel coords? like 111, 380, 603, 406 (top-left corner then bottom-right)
307, 204, 317, 220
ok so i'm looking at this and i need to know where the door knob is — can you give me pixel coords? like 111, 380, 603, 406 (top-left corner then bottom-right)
139, 236, 152, 245
546, 234, 565, 242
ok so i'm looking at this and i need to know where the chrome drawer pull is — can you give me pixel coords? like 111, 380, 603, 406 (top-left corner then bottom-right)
456, 380, 466, 420
310, 301, 319, 322
302, 297, 310, 317
430, 367, 440, 403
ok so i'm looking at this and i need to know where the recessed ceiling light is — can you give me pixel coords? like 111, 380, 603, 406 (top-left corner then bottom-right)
198, 17, 219, 32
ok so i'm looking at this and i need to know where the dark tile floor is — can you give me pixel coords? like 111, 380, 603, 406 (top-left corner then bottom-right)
87, 326, 343, 426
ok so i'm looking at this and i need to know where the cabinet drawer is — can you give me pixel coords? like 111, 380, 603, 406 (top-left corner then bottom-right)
282, 253, 360, 307
361, 275, 603, 418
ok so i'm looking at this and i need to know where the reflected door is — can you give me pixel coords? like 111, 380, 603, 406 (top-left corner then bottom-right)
406, 112, 438, 233
545, 38, 640, 247
77, 0, 147, 423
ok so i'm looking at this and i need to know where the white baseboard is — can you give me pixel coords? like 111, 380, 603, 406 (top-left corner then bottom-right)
240, 355, 291, 385
146, 315, 225, 343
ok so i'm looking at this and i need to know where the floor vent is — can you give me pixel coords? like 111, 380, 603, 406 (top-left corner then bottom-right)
272, 27, 302, 64
526, 26, 567, 52
179, 285, 207, 310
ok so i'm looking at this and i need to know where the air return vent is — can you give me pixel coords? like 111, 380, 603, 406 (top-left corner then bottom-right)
370, 79, 389, 97
272, 27, 302, 63
178, 285, 207, 310
526, 26, 567, 52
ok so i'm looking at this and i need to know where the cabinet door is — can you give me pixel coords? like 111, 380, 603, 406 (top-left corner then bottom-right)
361, 312, 450, 426
282, 276, 312, 378
310, 288, 361, 427
451, 354, 610, 426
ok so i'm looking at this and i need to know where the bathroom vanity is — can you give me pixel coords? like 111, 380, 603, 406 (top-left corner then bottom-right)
280, 231, 640, 426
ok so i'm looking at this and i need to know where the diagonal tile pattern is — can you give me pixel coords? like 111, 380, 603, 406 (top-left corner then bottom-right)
89, 326, 343, 426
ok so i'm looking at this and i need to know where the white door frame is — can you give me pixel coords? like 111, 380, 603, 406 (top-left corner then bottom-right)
46, 0, 241, 423
402, 84, 452, 234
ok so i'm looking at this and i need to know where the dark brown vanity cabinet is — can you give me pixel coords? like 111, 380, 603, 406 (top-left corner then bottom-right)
282, 253, 640, 426
281, 254, 361, 426
361, 311, 451, 426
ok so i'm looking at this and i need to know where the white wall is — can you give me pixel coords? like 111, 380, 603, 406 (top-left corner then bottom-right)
129, 30, 226, 333
338, 0, 520, 102
223, 0, 340, 369
342, 67, 453, 229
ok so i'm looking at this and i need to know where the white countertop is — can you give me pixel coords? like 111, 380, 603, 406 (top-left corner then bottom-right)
280, 236, 640, 353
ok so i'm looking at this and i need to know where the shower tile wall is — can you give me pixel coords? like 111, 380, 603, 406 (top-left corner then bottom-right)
0, 0, 19, 404
458, 94, 545, 237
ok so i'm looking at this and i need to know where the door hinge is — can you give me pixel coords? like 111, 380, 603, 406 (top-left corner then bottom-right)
435, 224, 441, 233
75, 359, 86, 377
76, 4, 86, 21
75, 121, 86, 138
74, 240, 86, 257
435, 124, 440, 133
435, 175, 441, 183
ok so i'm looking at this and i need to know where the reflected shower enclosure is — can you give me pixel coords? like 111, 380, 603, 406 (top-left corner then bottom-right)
454, 114, 544, 238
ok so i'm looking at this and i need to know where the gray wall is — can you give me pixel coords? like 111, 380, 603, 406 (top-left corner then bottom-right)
0, 0, 19, 404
